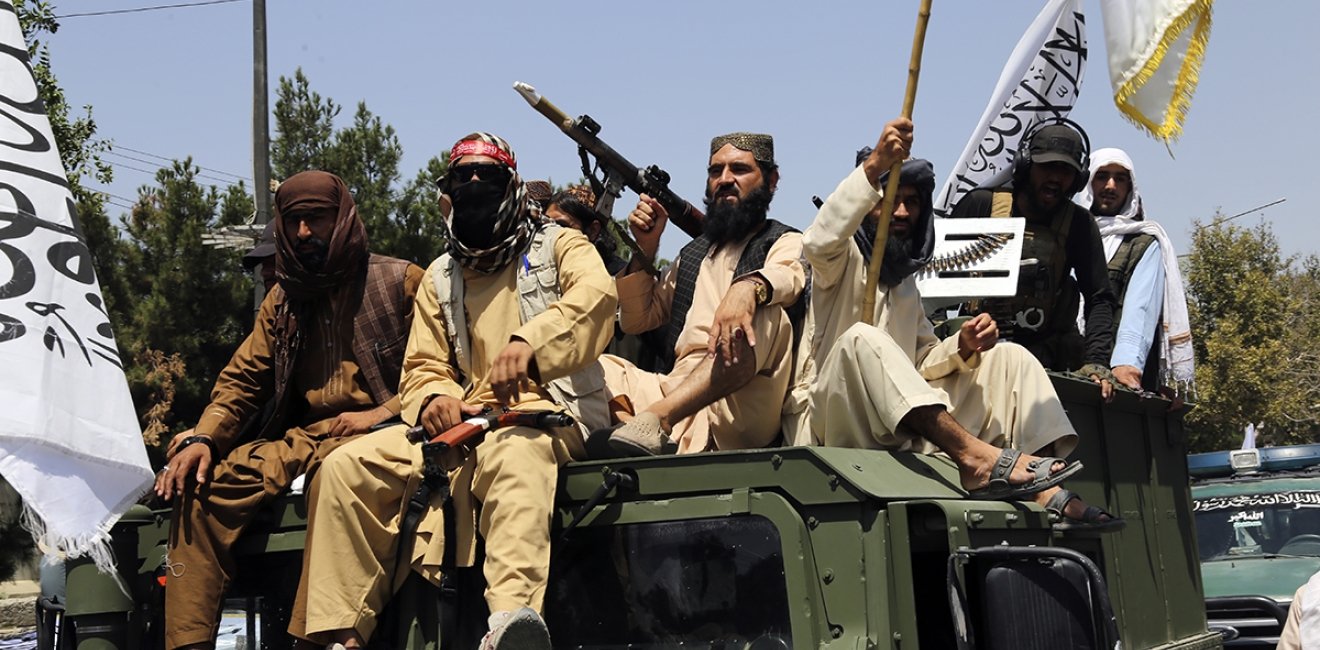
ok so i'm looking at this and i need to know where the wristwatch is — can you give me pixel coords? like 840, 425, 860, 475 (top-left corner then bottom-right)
743, 276, 769, 306
181, 435, 218, 458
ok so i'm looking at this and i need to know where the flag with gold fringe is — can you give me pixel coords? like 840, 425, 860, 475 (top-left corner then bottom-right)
1100, 0, 1214, 143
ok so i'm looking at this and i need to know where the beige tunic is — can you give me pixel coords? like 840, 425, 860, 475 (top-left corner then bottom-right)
802, 165, 1076, 457
297, 229, 617, 642
611, 228, 805, 452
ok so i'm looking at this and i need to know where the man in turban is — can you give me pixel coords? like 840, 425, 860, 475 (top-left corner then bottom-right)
290, 133, 617, 650
804, 118, 1118, 530
155, 171, 423, 650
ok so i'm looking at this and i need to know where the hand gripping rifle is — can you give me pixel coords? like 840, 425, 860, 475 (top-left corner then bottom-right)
513, 82, 705, 274
394, 408, 576, 641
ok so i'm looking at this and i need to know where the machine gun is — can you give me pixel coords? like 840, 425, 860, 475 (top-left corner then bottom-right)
513, 81, 704, 274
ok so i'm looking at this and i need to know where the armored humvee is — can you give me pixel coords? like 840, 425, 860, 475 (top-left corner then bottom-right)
38, 374, 1220, 650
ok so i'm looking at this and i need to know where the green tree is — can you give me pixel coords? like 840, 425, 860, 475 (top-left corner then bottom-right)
271, 68, 339, 181
327, 102, 405, 254
1184, 219, 1298, 450
393, 155, 449, 265
271, 69, 450, 265
118, 162, 252, 442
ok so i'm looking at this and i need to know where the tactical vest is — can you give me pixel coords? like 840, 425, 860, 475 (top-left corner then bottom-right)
977, 191, 1077, 340
1107, 233, 1157, 313
659, 219, 807, 372
1107, 232, 1161, 390
429, 224, 610, 439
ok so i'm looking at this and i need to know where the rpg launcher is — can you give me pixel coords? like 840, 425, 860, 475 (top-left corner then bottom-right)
513, 81, 705, 273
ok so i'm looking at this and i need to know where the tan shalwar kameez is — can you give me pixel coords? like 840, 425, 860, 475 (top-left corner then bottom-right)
166, 266, 422, 650
604, 229, 804, 452
293, 229, 617, 643
800, 165, 1076, 457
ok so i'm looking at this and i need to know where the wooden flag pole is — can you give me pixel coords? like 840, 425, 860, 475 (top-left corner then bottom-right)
861, 0, 933, 326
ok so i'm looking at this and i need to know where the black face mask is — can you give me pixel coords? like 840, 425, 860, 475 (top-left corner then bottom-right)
449, 180, 505, 249
294, 236, 330, 271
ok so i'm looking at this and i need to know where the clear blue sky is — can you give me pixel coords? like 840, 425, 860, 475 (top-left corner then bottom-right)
42, 0, 1320, 262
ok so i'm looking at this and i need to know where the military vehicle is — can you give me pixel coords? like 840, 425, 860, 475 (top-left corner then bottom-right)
36, 374, 1219, 650
1189, 444, 1320, 648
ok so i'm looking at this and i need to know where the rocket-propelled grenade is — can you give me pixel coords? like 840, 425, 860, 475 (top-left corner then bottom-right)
513, 81, 704, 239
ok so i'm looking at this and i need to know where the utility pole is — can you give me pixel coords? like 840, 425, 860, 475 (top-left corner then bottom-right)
251, 0, 271, 313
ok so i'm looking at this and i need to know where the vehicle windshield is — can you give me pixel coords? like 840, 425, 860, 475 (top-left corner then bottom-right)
1194, 490, 1320, 561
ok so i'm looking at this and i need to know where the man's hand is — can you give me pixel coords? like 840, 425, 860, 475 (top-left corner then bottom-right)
708, 278, 760, 366
627, 194, 667, 270
863, 118, 915, 188
328, 405, 391, 438
490, 339, 538, 406
154, 437, 213, 501
1112, 365, 1143, 391
1078, 363, 1117, 402
957, 313, 998, 360
420, 396, 484, 438
165, 428, 195, 459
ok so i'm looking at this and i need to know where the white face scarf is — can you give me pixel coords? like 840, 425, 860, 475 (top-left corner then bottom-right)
1075, 148, 1195, 395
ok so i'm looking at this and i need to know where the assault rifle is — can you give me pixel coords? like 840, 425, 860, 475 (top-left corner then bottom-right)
406, 408, 576, 449
513, 82, 705, 273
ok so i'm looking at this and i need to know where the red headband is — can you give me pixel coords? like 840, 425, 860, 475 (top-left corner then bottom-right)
450, 140, 517, 170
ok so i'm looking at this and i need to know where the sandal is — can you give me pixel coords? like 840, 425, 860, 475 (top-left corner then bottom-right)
1046, 488, 1126, 534
965, 448, 1083, 501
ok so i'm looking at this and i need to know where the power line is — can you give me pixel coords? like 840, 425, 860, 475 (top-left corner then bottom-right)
1208, 197, 1287, 227
104, 150, 245, 185
111, 145, 251, 182
54, 0, 246, 19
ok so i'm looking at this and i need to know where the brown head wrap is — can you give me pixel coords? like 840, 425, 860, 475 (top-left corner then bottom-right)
273, 170, 368, 301
524, 180, 553, 209
710, 132, 776, 166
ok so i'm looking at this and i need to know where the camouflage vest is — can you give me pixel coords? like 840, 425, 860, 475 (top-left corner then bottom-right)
429, 224, 609, 439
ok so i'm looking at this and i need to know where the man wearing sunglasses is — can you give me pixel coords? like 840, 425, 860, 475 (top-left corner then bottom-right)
290, 133, 617, 650
155, 171, 423, 650
591, 132, 806, 456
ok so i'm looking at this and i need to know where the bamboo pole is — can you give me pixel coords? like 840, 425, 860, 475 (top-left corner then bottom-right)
861, 0, 933, 326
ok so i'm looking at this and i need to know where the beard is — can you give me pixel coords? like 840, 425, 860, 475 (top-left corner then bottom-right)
294, 236, 330, 271
884, 231, 916, 263
702, 182, 773, 244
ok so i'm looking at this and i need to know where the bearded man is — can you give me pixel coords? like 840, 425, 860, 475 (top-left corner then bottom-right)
951, 122, 1120, 397
1075, 147, 1194, 395
803, 118, 1119, 530
288, 133, 617, 650
592, 132, 805, 455
154, 171, 423, 650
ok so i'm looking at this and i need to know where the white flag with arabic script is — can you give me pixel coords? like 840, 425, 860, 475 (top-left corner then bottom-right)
934, 0, 1086, 216
0, 4, 152, 571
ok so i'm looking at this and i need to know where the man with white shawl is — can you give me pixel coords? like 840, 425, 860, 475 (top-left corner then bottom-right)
1076, 148, 1194, 396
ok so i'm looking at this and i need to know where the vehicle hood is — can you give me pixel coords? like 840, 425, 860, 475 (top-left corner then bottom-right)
1202, 556, 1320, 602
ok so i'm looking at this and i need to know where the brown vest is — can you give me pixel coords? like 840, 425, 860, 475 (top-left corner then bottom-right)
265, 254, 413, 438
